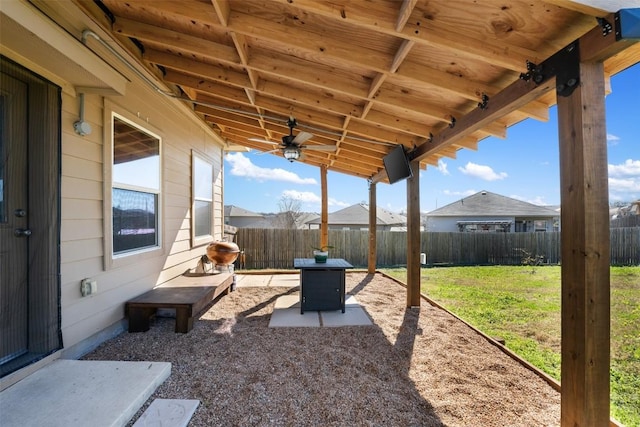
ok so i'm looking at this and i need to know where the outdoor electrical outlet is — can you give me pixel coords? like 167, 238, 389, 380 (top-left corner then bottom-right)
81, 278, 97, 296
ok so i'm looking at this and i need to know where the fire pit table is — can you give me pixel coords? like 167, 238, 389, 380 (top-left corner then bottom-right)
294, 258, 353, 314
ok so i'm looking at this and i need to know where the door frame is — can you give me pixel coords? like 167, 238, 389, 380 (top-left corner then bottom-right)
0, 56, 62, 378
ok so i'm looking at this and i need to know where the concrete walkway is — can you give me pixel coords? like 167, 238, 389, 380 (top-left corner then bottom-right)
0, 359, 170, 427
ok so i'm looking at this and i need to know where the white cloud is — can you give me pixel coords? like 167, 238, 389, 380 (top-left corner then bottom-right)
607, 133, 621, 145
458, 162, 507, 181
608, 159, 640, 198
281, 190, 350, 208
609, 159, 640, 177
609, 177, 640, 192
281, 190, 320, 203
225, 153, 317, 184
437, 159, 450, 175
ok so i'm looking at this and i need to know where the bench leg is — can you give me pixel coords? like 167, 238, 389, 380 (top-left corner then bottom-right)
128, 307, 156, 332
175, 307, 194, 333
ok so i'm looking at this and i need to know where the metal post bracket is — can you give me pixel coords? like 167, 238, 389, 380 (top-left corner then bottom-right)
525, 40, 581, 98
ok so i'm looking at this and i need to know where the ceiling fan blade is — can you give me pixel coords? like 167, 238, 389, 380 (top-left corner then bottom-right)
248, 137, 279, 145
301, 145, 337, 151
255, 148, 281, 155
293, 131, 313, 145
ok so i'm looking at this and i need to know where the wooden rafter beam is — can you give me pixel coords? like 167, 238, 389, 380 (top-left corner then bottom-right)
406, 12, 639, 170
396, 0, 418, 32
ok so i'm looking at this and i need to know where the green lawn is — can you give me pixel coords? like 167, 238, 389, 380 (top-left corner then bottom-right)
380, 265, 640, 427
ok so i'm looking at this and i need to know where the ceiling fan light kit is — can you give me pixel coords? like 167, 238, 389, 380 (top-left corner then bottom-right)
283, 147, 301, 162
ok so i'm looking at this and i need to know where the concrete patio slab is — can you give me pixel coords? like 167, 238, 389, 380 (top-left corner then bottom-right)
269, 295, 373, 327
0, 359, 171, 427
322, 305, 373, 327
269, 295, 320, 327
132, 399, 199, 427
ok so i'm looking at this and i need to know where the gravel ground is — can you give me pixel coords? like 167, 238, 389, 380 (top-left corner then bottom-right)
83, 272, 560, 426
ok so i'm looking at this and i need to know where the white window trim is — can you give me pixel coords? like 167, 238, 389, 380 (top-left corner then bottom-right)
103, 104, 164, 270
191, 150, 215, 248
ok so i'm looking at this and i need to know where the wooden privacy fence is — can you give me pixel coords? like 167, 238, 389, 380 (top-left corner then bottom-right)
234, 228, 640, 269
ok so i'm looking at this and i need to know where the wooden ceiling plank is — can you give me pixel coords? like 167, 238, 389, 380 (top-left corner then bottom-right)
113, 17, 239, 64
228, 11, 394, 73
112, 1, 222, 27
372, 87, 472, 128
250, 54, 370, 99
195, 105, 261, 127
208, 118, 267, 136
543, 0, 608, 16
360, 109, 432, 137
163, 70, 251, 103
256, 79, 362, 117
144, 49, 251, 88
251, 96, 346, 130
273, 0, 532, 71
402, 8, 543, 72
344, 120, 420, 146
170, 68, 362, 124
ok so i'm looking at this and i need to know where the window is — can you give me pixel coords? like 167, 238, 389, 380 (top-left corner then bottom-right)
534, 220, 547, 232
192, 152, 214, 246
111, 116, 161, 255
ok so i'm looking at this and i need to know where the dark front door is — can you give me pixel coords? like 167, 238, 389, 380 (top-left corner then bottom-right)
1, 56, 61, 377
0, 71, 29, 364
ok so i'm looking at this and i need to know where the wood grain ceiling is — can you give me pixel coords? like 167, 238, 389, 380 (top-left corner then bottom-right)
76, 0, 639, 181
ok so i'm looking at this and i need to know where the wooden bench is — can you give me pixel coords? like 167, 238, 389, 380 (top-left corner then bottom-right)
126, 272, 234, 333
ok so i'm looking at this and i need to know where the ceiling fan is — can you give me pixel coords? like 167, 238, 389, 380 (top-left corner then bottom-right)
248, 117, 337, 162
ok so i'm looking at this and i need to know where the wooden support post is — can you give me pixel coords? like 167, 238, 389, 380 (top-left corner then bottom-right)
406, 159, 421, 307
320, 165, 328, 248
368, 181, 377, 274
558, 61, 610, 427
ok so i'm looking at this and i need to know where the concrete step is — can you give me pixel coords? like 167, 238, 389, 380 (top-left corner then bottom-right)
0, 359, 170, 427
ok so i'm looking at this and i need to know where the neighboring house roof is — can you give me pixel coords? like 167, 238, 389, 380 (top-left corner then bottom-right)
224, 205, 263, 218
306, 203, 406, 225
427, 191, 558, 217
297, 212, 321, 226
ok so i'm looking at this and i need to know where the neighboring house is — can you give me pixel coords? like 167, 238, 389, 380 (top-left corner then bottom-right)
611, 200, 640, 218
224, 205, 266, 228
306, 203, 407, 231
426, 191, 560, 232
225, 205, 320, 229
1, 3, 230, 379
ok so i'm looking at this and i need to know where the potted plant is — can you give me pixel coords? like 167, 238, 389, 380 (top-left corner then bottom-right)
312, 245, 333, 263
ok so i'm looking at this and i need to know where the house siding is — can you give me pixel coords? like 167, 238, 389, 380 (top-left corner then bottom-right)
2, 1, 227, 357
59, 85, 226, 351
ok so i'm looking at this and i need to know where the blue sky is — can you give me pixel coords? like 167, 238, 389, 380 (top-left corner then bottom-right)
224, 63, 639, 214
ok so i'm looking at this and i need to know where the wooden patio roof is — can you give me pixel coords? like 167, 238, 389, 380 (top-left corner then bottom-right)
75, 0, 640, 182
